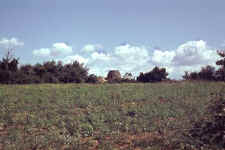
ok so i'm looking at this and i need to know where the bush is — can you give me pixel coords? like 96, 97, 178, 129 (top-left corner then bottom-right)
0, 55, 89, 84
216, 50, 225, 81
58, 61, 88, 83
86, 74, 99, 83
188, 95, 225, 149
137, 67, 168, 82
183, 65, 216, 81
198, 65, 216, 81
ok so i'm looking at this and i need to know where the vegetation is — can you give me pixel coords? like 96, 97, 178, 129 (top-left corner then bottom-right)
183, 50, 225, 81
0, 58, 89, 84
216, 50, 225, 81
0, 82, 225, 149
0, 47, 225, 149
182, 65, 216, 81
0, 47, 225, 84
137, 67, 168, 82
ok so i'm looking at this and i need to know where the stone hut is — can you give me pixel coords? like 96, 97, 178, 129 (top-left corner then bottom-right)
106, 70, 121, 81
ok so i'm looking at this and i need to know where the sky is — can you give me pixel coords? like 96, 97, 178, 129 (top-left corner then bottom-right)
0, 0, 225, 79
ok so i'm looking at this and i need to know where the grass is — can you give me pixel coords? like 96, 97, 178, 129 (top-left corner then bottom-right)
0, 81, 224, 149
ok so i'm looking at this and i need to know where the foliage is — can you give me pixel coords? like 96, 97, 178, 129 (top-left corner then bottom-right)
0, 54, 89, 84
187, 93, 225, 149
121, 72, 137, 83
183, 50, 225, 81
215, 50, 225, 81
137, 66, 168, 82
86, 74, 99, 83
0, 56, 19, 84
183, 65, 216, 81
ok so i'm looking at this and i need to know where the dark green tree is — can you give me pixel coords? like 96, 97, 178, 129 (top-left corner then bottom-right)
216, 50, 225, 81
137, 67, 168, 82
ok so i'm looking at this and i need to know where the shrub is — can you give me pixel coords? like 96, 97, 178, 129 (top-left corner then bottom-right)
183, 65, 216, 81
216, 50, 225, 81
198, 65, 216, 81
58, 61, 88, 83
137, 67, 168, 82
86, 74, 99, 83
188, 95, 225, 149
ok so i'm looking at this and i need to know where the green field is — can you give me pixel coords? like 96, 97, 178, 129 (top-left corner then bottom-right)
0, 82, 225, 150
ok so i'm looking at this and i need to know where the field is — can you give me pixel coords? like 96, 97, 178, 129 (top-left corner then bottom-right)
0, 81, 225, 150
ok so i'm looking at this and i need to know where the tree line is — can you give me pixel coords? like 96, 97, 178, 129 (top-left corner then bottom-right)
0, 50, 224, 84
182, 50, 225, 81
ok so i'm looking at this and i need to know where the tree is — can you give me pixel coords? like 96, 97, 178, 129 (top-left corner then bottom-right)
33, 63, 46, 79
123, 72, 133, 80
137, 67, 168, 82
86, 74, 98, 83
59, 61, 88, 83
0, 46, 19, 84
20, 64, 35, 76
199, 65, 216, 81
216, 50, 225, 81
182, 71, 190, 80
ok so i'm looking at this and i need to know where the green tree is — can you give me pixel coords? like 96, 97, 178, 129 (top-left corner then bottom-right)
199, 65, 216, 81
137, 67, 168, 82
216, 50, 225, 81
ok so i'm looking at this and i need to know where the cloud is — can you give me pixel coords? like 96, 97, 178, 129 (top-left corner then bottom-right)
113, 44, 150, 72
0, 38, 24, 49
33, 42, 73, 57
58, 55, 88, 64
82, 44, 103, 52
152, 50, 175, 65
141, 40, 219, 79
156, 40, 219, 79
51, 43, 73, 56
33, 48, 51, 57
32, 40, 220, 79
91, 52, 111, 61
87, 44, 151, 76
114, 44, 148, 59
172, 40, 218, 66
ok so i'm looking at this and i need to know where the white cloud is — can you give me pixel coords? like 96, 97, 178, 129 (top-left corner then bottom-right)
91, 52, 111, 61
82, 41, 218, 78
82, 44, 103, 52
51, 43, 73, 56
141, 40, 219, 79
33, 48, 50, 57
87, 44, 151, 76
114, 44, 148, 58
32, 40, 220, 79
113, 44, 149, 65
172, 40, 218, 66
58, 55, 88, 65
33, 42, 73, 57
0, 38, 24, 49
152, 50, 175, 65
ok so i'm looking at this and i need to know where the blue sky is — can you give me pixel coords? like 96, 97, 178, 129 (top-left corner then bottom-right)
0, 0, 225, 78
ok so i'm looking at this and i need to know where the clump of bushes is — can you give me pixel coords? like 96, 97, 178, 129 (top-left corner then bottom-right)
86, 74, 99, 83
137, 66, 168, 83
187, 94, 225, 149
183, 50, 225, 81
183, 65, 216, 81
0, 54, 89, 84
